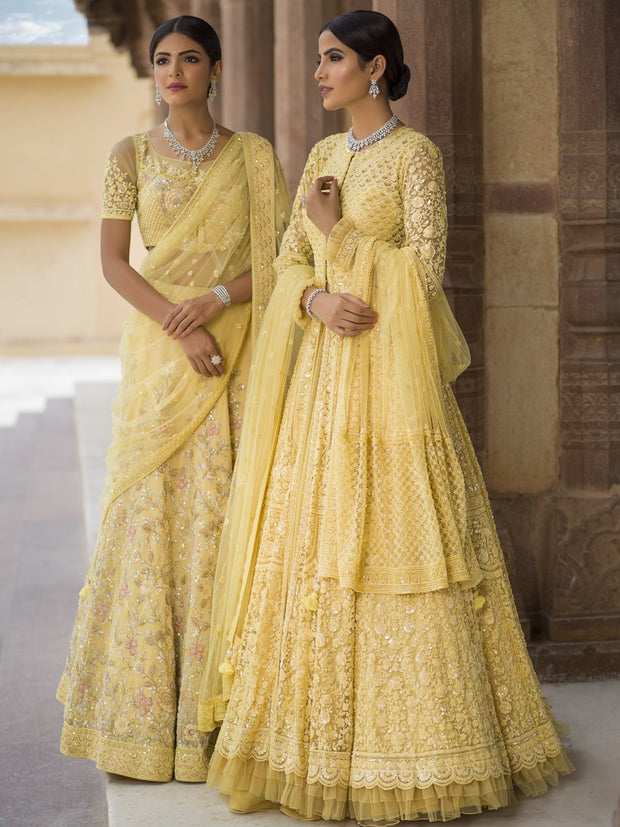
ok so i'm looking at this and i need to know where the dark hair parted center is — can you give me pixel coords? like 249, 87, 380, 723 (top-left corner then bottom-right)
149, 15, 221, 66
321, 9, 410, 101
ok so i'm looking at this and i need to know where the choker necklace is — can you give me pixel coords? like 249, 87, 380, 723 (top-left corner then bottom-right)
163, 118, 220, 170
346, 114, 399, 152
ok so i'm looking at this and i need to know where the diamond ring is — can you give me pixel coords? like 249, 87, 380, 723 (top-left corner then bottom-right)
210, 354, 222, 366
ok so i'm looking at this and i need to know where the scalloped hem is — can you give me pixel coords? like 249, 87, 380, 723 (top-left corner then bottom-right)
207, 750, 574, 823
59, 722, 210, 783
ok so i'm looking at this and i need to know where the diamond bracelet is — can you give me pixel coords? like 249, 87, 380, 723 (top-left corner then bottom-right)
305, 288, 327, 320
212, 284, 232, 307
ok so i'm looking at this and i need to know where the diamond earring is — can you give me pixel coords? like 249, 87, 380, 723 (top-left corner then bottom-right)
369, 78, 380, 99
208, 80, 217, 100
155, 86, 162, 105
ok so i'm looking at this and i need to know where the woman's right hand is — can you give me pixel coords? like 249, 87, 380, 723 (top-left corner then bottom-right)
306, 290, 378, 337
179, 327, 224, 376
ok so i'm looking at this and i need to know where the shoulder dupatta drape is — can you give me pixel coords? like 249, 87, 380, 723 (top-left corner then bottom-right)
99, 132, 288, 524
198, 138, 473, 732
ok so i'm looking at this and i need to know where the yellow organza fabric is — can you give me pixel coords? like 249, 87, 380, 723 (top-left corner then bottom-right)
200, 128, 573, 821
100, 132, 289, 520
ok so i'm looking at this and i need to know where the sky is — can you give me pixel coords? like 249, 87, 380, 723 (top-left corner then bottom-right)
0, 0, 88, 45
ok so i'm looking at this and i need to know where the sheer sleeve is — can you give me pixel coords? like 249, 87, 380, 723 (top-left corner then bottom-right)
101, 135, 138, 221
327, 137, 447, 296
402, 139, 446, 296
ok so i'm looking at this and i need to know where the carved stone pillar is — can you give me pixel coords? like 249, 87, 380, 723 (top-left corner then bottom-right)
545, 0, 620, 651
218, 0, 274, 142
188, 2, 222, 123
374, 0, 485, 452
273, 0, 358, 195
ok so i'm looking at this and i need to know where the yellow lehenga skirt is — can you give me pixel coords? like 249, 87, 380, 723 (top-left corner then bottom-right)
207, 333, 574, 822
57, 364, 249, 782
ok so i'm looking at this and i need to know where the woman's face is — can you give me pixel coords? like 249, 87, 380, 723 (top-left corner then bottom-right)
314, 29, 372, 111
152, 32, 216, 106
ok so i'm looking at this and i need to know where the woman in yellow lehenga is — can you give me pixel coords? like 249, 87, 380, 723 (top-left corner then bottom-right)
57, 15, 288, 782
199, 10, 574, 823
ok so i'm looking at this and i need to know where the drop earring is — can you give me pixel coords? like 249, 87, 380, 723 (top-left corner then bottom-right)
369, 78, 380, 99
208, 80, 217, 100
155, 86, 162, 105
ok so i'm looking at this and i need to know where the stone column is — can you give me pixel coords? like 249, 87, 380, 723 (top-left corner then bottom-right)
218, 0, 274, 142
481, 0, 560, 629
374, 0, 485, 453
273, 0, 357, 196
544, 0, 620, 655
189, 1, 222, 124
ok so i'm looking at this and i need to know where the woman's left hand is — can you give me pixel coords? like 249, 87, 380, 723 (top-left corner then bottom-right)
305, 176, 341, 237
163, 292, 224, 339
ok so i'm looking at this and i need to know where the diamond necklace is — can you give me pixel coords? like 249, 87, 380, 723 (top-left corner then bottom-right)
346, 113, 399, 152
163, 118, 220, 170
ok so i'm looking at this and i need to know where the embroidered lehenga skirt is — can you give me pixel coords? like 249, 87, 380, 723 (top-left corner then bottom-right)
57, 370, 247, 782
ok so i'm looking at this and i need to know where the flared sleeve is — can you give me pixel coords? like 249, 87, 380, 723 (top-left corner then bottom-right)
101, 135, 138, 221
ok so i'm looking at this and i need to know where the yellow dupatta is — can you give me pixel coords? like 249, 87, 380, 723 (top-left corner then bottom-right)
100, 132, 289, 523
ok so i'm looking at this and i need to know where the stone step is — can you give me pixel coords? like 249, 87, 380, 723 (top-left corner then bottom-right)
0, 398, 108, 827
73, 381, 117, 552
0, 413, 38, 659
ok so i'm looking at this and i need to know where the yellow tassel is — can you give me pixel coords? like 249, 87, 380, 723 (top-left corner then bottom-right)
218, 660, 234, 676
79, 580, 90, 599
473, 593, 486, 611
302, 593, 319, 611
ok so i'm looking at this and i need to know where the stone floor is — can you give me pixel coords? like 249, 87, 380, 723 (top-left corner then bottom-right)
1, 357, 619, 827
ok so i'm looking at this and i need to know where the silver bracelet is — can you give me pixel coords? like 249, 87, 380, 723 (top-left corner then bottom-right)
305, 287, 326, 319
211, 284, 231, 307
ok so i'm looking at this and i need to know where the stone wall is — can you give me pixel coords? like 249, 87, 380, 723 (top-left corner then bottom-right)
0, 35, 151, 354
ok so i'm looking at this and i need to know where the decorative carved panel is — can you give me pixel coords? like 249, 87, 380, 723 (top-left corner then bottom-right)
547, 497, 620, 641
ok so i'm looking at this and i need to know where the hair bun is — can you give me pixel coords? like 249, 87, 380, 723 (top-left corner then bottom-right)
389, 63, 411, 101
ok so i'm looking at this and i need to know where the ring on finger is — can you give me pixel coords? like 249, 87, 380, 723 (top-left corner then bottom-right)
210, 354, 223, 366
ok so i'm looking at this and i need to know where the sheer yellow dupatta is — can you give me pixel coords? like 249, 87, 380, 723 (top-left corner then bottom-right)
317, 227, 478, 594
100, 133, 287, 524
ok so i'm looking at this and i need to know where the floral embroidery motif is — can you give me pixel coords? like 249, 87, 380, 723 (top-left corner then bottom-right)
58, 381, 249, 781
